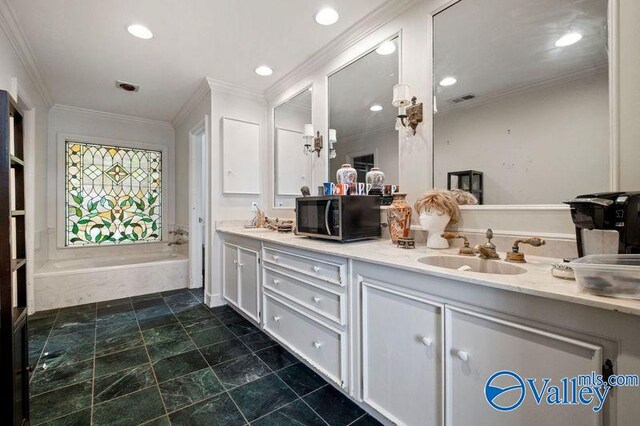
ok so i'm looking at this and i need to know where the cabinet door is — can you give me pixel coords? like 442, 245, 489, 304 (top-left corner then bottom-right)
362, 281, 443, 426
446, 306, 603, 426
238, 248, 260, 323
223, 243, 239, 306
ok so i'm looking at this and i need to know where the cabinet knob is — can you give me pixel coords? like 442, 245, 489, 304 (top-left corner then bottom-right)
238, 263, 244, 268
313, 266, 321, 273
421, 336, 433, 347
313, 341, 322, 349
312, 296, 321, 304
273, 315, 280, 322
273, 255, 280, 262
457, 350, 469, 362
233, 260, 237, 265
273, 279, 280, 285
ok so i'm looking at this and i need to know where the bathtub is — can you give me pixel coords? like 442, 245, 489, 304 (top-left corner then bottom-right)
34, 252, 189, 311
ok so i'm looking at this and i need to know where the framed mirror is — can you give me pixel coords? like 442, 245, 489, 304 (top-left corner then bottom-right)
273, 86, 313, 208
433, 0, 611, 206
328, 36, 400, 187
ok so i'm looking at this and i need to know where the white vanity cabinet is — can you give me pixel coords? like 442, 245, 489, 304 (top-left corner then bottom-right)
361, 280, 444, 426
222, 241, 260, 323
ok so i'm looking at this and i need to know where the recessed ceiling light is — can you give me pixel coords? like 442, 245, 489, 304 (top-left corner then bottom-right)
255, 66, 273, 76
376, 41, 396, 56
370, 104, 383, 112
127, 24, 153, 40
555, 32, 582, 47
315, 8, 339, 26
439, 77, 457, 87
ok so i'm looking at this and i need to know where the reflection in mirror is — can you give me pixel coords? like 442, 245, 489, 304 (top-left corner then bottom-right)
329, 36, 399, 186
274, 87, 312, 208
433, 0, 609, 205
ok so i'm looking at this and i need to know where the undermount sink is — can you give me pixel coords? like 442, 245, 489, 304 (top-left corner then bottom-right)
417, 256, 527, 275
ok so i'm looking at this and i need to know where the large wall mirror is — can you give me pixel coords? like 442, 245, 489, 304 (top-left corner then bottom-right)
329, 36, 400, 185
433, 0, 610, 205
273, 86, 312, 208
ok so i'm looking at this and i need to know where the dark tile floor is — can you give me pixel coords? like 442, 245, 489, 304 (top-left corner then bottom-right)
28, 288, 381, 426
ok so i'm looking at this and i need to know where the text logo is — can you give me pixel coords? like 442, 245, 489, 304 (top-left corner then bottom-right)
484, 371, 526, 411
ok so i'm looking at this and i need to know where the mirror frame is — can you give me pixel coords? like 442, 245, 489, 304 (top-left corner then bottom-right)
325, 31, 403, 186
271, 84, 314, 209
428, 0, 620, 211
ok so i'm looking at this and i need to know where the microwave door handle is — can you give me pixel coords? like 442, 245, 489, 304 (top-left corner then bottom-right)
325, 200, 332, 236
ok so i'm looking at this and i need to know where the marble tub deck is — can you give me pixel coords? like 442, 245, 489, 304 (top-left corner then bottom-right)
28, 288, 379, 426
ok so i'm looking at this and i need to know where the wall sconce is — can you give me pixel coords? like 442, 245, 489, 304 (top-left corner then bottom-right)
392, 84, 423, 135
328, 129, 337, 159
303, 124, 323, 157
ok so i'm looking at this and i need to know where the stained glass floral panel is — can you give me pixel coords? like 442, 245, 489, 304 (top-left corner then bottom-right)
65, 140, 162, 246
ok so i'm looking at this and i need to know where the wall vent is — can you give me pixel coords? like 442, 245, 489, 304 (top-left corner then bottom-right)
449, 94, 475, 104
115, 80, 140, 92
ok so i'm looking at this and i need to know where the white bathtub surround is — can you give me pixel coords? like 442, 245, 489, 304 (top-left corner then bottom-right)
34, 252, 188, 311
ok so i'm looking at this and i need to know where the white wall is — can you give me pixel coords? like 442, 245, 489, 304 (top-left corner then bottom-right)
46, 106, 175, 260
434, 73, 610, 204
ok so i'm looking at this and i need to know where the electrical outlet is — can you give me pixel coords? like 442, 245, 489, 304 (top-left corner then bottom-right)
251, 202, 258, 212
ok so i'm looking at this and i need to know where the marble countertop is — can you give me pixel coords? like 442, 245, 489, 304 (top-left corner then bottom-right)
217, 226, 640, 317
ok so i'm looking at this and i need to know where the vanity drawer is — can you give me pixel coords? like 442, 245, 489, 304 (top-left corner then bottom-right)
264, 292, 345, 386
263, 266, 345, 325
262, 246, 346, 286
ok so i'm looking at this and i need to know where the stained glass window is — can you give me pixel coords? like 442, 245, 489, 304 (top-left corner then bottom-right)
65, 140, 163, 246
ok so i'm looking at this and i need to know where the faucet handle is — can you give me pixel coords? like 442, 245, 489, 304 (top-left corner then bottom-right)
505, 237, 546, 263
441, 232, 475, 256
484, 229, 496, 249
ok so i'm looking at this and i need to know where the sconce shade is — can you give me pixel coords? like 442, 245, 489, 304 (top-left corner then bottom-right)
329, 128, 337, 143
392, 83, 411, 107
303, 124, 314, 138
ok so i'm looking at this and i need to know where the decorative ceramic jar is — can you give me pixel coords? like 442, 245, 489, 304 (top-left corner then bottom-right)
386, 193, 412, 243
366, 167, 385, 195
336, 164, 357, 193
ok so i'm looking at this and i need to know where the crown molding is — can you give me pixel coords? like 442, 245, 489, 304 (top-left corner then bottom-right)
264, 0, 420, 101
0, 0, 54, 107
51, 104, 173, 129
206, 77, 266, 103
172, 78, 211, 128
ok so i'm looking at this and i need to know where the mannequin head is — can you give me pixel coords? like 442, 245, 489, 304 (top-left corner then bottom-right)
414, 190, 461, 249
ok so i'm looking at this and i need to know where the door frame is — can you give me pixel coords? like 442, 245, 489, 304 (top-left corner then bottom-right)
188, 117, 209, 290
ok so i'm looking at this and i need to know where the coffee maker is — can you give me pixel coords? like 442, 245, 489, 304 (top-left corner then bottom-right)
564, 192, 640, 257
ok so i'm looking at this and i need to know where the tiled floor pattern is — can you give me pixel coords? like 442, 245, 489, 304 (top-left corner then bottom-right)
28, 288, 381, 426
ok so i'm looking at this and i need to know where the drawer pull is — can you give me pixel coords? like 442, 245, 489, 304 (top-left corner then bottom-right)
457, 350, 469, 362
273, 278, 280, 285
313, 266, 321, 273
273, 255, 280, 262
238, 263, 244, 268
421, 336, 433, 347
273, 315, 280, 322
312, 296, 321, 304
313, 341, 322, 349
233, 260, 238, 265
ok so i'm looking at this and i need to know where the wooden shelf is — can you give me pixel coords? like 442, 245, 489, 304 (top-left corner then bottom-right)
10, 155, 24, 167
10, 210, 25, 217
11, 259, 25, 272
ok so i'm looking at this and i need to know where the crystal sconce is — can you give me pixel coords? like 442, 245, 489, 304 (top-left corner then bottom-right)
393, 84, 423, 136
303, 124, 323, 157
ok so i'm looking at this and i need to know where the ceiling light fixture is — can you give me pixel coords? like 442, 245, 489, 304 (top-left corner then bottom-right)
555, 32, 583, 47
439, 77, 457, 87
255, 66, 273, 76
370, 104, 383, 112
315, 8, 339, 26
376, 41, 396, 56
127, 24, 153, 40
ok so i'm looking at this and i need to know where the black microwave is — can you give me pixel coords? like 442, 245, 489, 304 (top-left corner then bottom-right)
295, 195, 381, 242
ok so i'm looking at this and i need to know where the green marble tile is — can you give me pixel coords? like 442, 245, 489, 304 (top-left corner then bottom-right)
239, 331, 277, 351
214, 310, 246, 325
142, 323, 189, 346
96, 303, 134, 320
94, 364, 156, 403
251, 399, 326, 426
92, 386, 165, 426
168, 298, 202, 314
229, 373, 297, 422
97, 297, 131, 308
303, 385, 365, 426
152, 349, 208, 383
161, 289, 191, 297
130, 292, 162, 302
29, 308, 59, 320
200, 338, 251, 366
209, 304, 233, 315
276, 363, 327, 397
49, 321, 95, 337
168, 393, 245, 425
30, 381, 92, 425
227, 319, 259, 337
212, 353, 271, 390
135, 304, 172, 320
141, 415, 170, 425
95, 346, 149, 377
182, 316, 223, 334
39, 408, 91, 426
175, 305, 214, 324
31, 359, 94, 396
159, 368, 224, 412
255, 345, 299, 371
189, 325, 235, 348
146, 338, 196, 362
349, 415, 384, 425
138, 313, 179, 330
38, 331, 95, 369
95, 331, 144, 357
